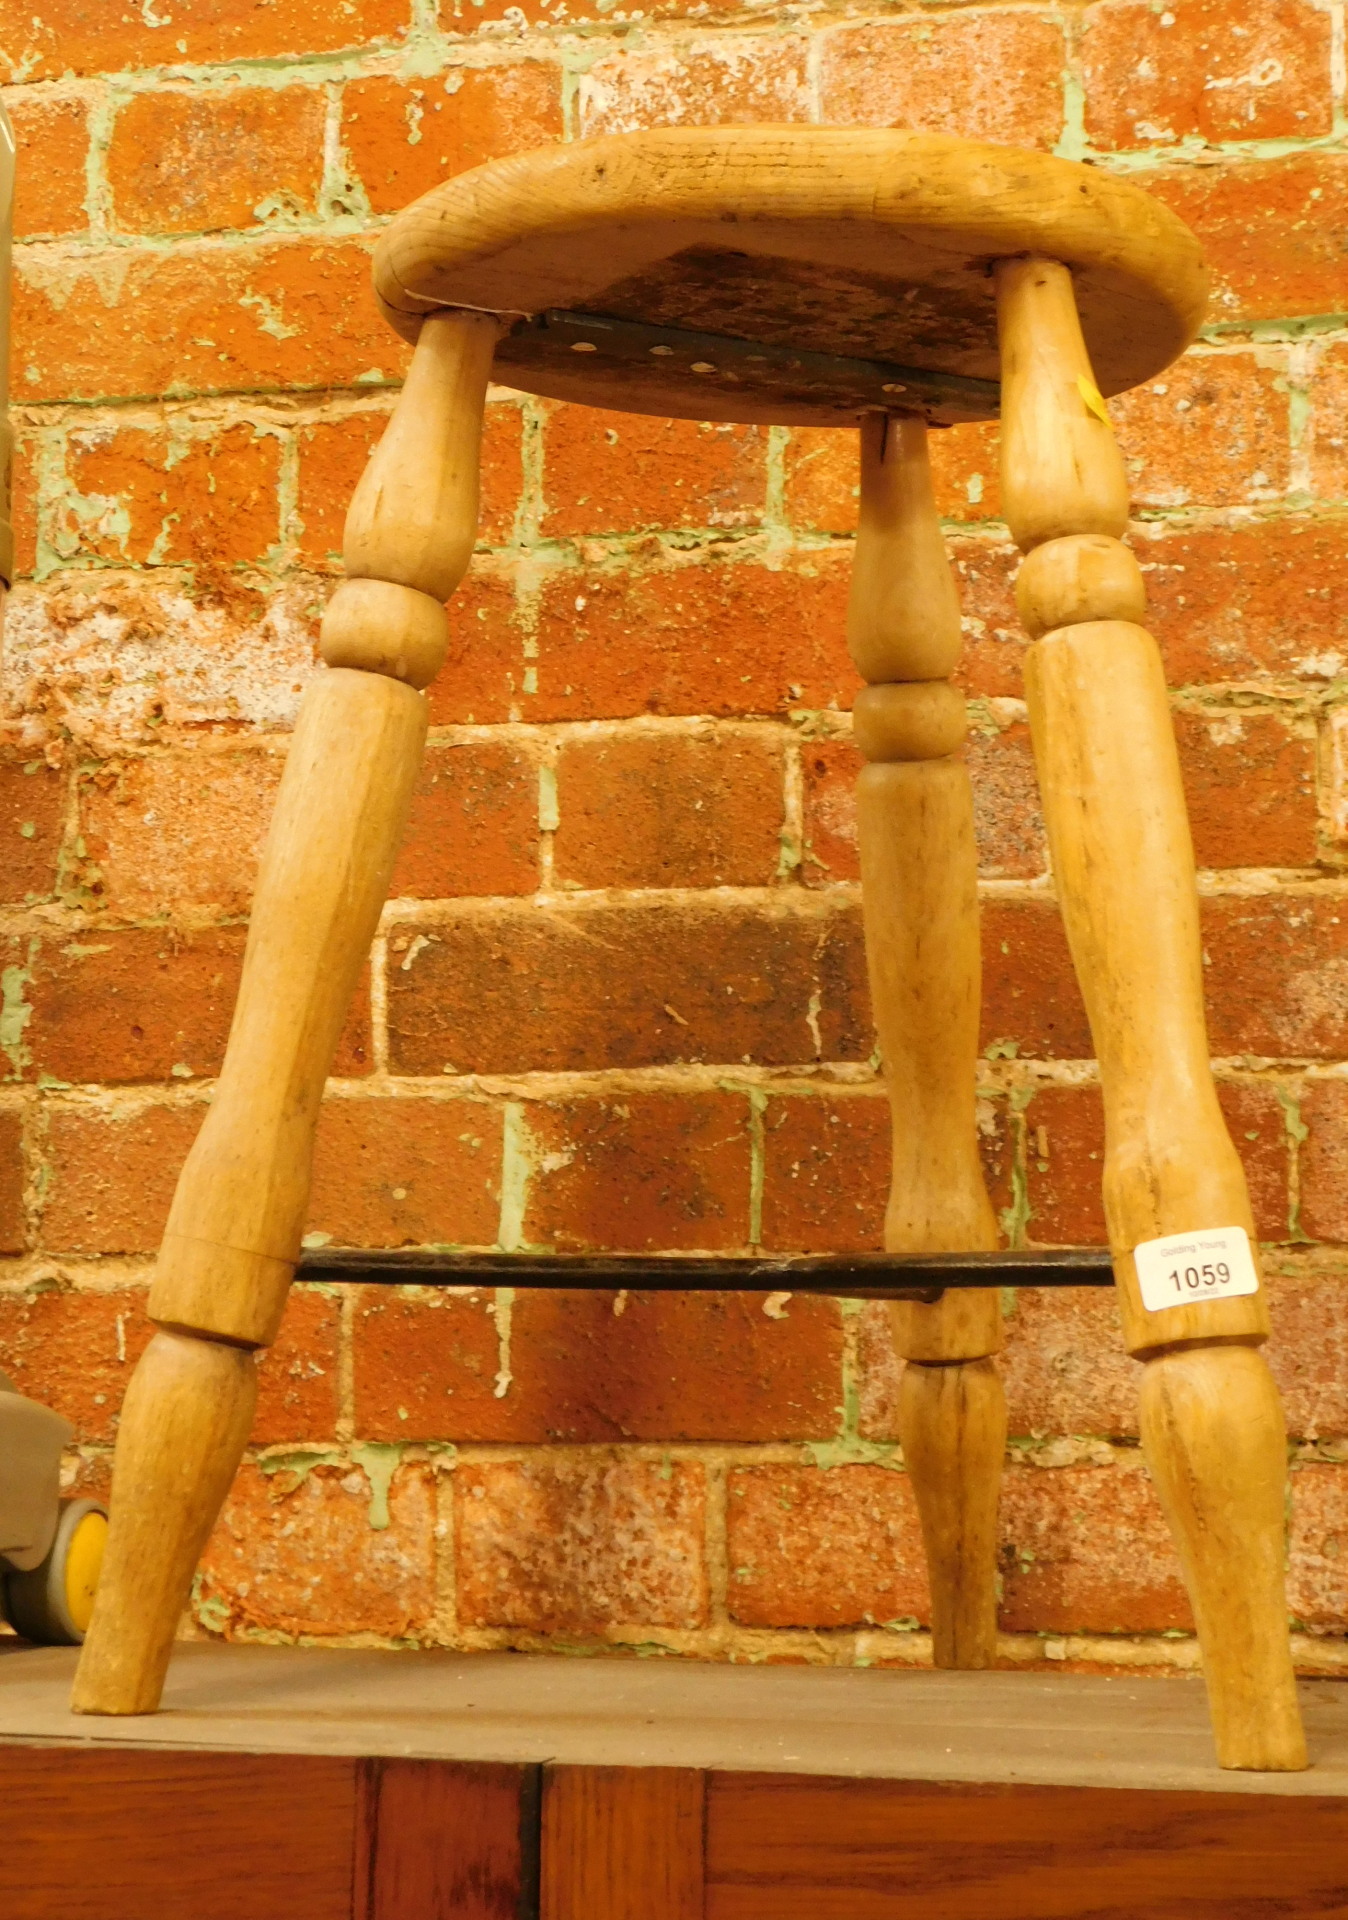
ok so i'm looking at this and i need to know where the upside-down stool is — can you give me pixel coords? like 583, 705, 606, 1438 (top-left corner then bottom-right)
73, 128, 1306, 1773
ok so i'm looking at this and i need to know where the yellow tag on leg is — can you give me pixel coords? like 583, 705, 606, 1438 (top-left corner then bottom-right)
1076, 374, 1112, 425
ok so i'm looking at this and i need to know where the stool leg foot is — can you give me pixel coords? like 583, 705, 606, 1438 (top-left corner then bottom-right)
898, 1356, 1005, 1668
71, 1330, 257, 1716
1139, 1342, 1305, 1771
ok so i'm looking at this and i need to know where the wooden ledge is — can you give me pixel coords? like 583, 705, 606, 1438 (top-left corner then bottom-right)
4, 1642, 1348, 1794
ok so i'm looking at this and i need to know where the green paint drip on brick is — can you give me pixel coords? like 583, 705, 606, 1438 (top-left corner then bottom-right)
1054, 67, 1088, 163
259, 1445, 344, 1487
0, 954, 34, 1078
1275, 1087, 1311, 1242
804, 1297, 902, 1472
999, 1085, 1035, 1249
258, 1444, 401, 1530
352, 1443, 401, 1531
498, 1102, 533, 1252
747, 1086, 766, 1247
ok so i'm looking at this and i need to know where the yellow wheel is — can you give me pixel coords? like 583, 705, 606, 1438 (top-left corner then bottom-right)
3, 1499, 107, 1644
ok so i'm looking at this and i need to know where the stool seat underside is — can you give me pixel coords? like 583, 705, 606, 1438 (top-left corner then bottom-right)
373, 127, 1208, 426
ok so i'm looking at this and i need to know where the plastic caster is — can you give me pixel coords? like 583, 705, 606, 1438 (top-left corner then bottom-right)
3, 1499, 108, 1645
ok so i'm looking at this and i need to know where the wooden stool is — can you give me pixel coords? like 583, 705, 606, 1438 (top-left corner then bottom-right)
72, 128, 1305, 1773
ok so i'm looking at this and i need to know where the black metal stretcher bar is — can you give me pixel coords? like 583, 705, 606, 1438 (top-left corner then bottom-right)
296, 1247, 1115, 1303
494, 309, 1002, 424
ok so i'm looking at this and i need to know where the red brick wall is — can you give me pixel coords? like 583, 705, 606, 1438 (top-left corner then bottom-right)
3, 0, 1348, 1674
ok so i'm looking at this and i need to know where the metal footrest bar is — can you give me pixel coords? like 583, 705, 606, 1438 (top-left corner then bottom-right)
296, 1247, 1115, 1302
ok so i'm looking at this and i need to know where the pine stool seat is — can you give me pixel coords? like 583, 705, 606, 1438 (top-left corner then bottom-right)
73, 128, 1305, 1776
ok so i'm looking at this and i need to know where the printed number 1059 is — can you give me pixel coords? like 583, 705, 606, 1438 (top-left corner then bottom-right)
1167, 1262, 1231, 1294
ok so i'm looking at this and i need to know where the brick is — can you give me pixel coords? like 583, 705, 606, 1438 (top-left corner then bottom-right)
1138, 517, 1348, 687
782, 429, 854, 537
0, 757, 66, 904
967, 720, 1047, 879
1329, 711, 1348, 840
950, 537, 1024, 702
391, 739, 538, 900
801, 736, 860, 888
854, 1302, 904, 1441
27, 928, 245, 1085
507, 1291, 844, 1443
198, 1458, 435, 1640
342, 67, 563, 217
1111, 355, 1291, 510
1288, 1465, 1348, 1628
0, 1260, 336, 1444
3, 574, 317, 753
1021, 1078, 1289, 1252
760, 1092, 889, 1254
3, 0, 410, 79
332, 971, 382, 1076
786, 1094, 1008, 1281
42, 1102, 201, 1253
307, 1097, 502, 1248
1296, 1082, 1348, 1240
60, 421, 284, 570
107, 87, 326, 235
1023, 1083, 1107, 1247
980, 900, 1092, 1061
387, 897, 870, 1077
521, 1091, 751, 1253
0, 1279, 333, 1443
726, 1464, 928, 1629
355, 1285, 845, 1442
1082, 0, 1332, 150
552, 728, 784, 891
1000, 1288, 1139, 1440
818, 13, 1067, 149
6, 92, 89, 238
435, 0, 628, 29
930, 425, 1004, 526
526, 551, 854, 723
579, 38, 811, 136
0, 1283, 152, 1442
541, 408, 766, 539
1202, 895, 1348, 1059
10, 433, 38, 580
1266, 1272, 1348, 1440
1148, 156, 1348, 324
1305, 344, 1348, 504
454, 1456, 708, 1631
79, 747, 282, 918
425, 566, 524, 728
17, 927, 372, 1087
1219, 1080, 1294, 1241
16, 241, 400, 406
1175, 707, 1317, 870
253, 1286, 343, 1444
354, 1288, 503, 1438
0, 1113, 25, 1252
297, 403, 522, 567
991, 896, 1348, 1066
999, 1462, 1191, 1632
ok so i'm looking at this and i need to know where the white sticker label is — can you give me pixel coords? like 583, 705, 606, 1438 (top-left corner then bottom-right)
1133, 1226, 1260, 1314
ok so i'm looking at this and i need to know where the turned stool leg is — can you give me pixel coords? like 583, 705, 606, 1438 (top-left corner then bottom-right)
850, 415, 1006, 1670
996, 258, 1305, 1770
73, 309, 499, 1715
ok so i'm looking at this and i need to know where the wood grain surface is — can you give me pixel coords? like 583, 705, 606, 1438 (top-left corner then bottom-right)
542, 1766, 704, 1920
359, 1758, 539, 1920
705, 1773, 1348, 1919
0, 1748, 358, 1920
